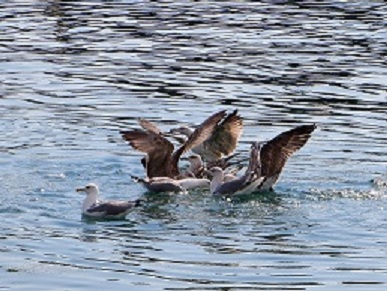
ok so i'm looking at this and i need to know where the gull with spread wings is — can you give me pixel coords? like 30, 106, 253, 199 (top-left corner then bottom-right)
120, 110, 228, 179
207, 124, 317, 196
207, 142, 265, 197
168, 109, 244, 163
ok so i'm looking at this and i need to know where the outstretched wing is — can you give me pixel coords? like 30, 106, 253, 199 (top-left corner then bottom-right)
261, 124, 316, 182
138, 119, 161, 134
203, 110, 244, 161
121, 130, 174, 178
172, 110, 227, 163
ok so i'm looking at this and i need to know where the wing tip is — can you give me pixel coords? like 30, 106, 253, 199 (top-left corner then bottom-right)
295, 123, 317, 135
133, 199, 144, 207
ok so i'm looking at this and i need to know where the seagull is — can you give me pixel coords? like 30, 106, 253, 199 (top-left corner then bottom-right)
131, 176, 210, 193
258, 124, 316, 191
207, 124, 317, 195
120, 110, 227, 179
76, 183, 141, 219
168, 109, 244, 162
207, 142, 264, 197
185, 154, 205, 178
186, 152, 245, 179
131, 176, 183, 193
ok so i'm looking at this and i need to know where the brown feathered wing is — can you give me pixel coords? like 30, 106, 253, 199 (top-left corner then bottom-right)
202, 109, 244, 161
121, 130, 174, 178
171, 110, 227, 175
261, 124, 316, 186
121, 110, 227, 178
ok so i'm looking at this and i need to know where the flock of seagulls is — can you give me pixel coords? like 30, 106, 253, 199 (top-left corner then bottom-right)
77, 109, 316, 219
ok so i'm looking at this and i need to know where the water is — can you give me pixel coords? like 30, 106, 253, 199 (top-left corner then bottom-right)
1, 1, 386, 290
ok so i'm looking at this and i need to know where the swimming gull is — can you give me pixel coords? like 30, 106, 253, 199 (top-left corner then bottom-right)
131, 176, 210, 193
207, 142, 264, 197
168, 109, 244, 162
76, 183, 141, 219
120, 110, 227, 179
207, 124, 317, 195
186, 152, 245, 179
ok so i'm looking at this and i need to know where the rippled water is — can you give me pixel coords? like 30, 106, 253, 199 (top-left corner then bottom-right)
1, 1, 386, 290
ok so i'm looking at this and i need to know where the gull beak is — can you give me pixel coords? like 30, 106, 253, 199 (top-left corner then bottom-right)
162, 130, 174, 137
167, 128, 177, 134
164, 128, 185, 136
76, 187, 85, 193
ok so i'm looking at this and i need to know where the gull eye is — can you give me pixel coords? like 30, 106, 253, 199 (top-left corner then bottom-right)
86, 186, 90, 189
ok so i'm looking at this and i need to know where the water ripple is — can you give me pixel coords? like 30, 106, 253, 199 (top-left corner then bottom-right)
1, 1, 386, 290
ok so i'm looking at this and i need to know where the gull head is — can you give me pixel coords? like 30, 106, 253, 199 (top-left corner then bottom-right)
206, 167, 223, 178
250, 141, 262, 159
76, 183, 99, 196
168, 126, 193, 137
251, 141, 262, 151
188, 154, 201, 161
188, 154, 202, 164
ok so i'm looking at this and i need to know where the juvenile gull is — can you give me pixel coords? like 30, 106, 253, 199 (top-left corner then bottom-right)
207, 124, 317, 195
121, 110, 227, 179
132, 176, 210, 193
186, 154, 205, 178
258, 124, 316, 191
208, 142, 264, 197
168, 109, 244, 162
186, 152, 245, 179
76, 183, 141, 219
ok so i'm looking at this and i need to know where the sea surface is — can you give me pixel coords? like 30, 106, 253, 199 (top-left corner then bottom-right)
0, 1, 386, 290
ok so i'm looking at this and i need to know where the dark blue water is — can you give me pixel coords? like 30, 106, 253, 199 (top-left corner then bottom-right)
1, 1, 386, 290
